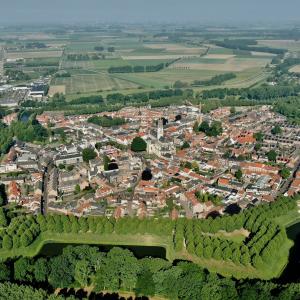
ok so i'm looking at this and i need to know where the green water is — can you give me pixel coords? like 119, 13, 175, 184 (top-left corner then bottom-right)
39, 242, 166, 259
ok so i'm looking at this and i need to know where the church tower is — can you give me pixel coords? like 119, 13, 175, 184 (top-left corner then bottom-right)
157, 118, 164, 140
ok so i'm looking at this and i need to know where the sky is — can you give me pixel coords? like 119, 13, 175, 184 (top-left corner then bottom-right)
0, 0, 299, 25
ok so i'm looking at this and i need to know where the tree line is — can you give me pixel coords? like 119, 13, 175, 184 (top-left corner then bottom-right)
201, 84, 300, 100
108, 63, 165, 73
192, 73, 236, 86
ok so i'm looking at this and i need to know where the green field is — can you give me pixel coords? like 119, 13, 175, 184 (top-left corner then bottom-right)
51, 73, 140, 94
3, 28, 272, 96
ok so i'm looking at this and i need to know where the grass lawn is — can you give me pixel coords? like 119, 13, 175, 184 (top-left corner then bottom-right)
275, 208, 300, 227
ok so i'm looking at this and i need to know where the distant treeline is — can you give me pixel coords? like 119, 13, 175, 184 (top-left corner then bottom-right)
108, 63, 164, 73
66, 53, 105, 61
54, 72, 71, 78
201, 85, 300, 100
192, 73, 236, 86
214, 39, 286, 55
106, 88, 184, 103
22, 94, 104, 108
94, 46, 115, 52
108, 59, 180, 74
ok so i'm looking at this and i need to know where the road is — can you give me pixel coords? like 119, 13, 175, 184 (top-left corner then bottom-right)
126, 153, 148, 216
41, 162, 54, 215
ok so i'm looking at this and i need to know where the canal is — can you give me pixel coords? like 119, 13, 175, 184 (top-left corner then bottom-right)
279, 221, 300, 283
39, 242, 166, 259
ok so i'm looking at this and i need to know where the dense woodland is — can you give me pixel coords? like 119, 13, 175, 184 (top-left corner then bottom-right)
201, 85, 300, 100
0, 245, 300, 300
87, 115, 126, 127
0, 116, 48, 156
214, 39, 286, 55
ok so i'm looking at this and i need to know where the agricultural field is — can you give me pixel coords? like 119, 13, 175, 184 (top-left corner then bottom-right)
171, 55, 271, 72
6, 50, 63, 59
289, 65, 300, 73
2, 27, 281, 97
51, 73, 140, 94
257, 39, 300, 52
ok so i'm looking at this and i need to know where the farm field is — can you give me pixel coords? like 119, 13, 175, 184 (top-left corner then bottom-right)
51, 73, 140, 94
171, 56, 271, 72
290, 65, 300, 73
6, 50, 63, 59
257, 39, 300, 51
114, 69, 224, 88
2, 27, 279, 97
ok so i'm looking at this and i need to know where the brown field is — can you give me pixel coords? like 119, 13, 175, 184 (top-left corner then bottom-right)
6, 50, 63, 59
257, 39, 300, 51
170, 57, 271, 72
48, 85, 66, 96
144, 43, 206, 54
251, 51, 276, 57
289, 65, 300, 73
122, 54, 198, 60
202, 54, 236, 59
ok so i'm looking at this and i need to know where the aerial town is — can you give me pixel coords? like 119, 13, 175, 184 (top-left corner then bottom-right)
1, 9, 300, 297
1, 100, 299, 220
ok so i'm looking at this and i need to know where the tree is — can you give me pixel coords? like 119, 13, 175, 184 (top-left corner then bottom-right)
181, 141, 190, 149
14, 258, 33, 282
2, 235, 12, 250
75, 260, 92, 287
254, 132, 264, 142
131, 137, 147, 152
193, 121, 199, 132
199, 120, 210, 133
267, 150, 277, 162
254, 143, 262, 151
0, 209, 7, 227
271, 125, 282, 135
135, 268, 155, 297
82, 148, 97, 163
0, 263, 10, 281
235, 169, 243, 181
34, 258, 49, 282
103, 155, 110, 171
280, 168, 291, 179
74, 184, 81, 194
